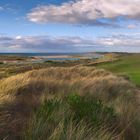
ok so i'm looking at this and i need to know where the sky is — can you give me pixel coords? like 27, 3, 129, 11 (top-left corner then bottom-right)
0, 0, 140, 53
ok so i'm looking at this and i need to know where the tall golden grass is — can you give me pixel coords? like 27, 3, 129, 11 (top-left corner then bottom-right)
0, 66, 139, 140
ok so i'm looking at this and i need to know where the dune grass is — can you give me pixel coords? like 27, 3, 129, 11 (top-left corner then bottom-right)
0, 59, 92, 80
0, 66, 139, 140
24, 97, 116, 140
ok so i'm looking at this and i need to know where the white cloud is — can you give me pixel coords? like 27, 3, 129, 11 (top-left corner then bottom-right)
27, 0, 140, 26
0, 34, 140, 52
15, 36, 22, 39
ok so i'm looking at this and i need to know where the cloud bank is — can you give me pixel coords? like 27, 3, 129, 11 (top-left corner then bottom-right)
0, 34, 140, 53
27, 0, 140, 26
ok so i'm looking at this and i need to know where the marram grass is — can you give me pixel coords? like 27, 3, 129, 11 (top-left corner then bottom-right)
0, 66, 139, 140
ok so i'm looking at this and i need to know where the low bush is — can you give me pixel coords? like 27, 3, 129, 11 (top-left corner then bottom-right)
67, 95, 116, 126
0, 62, 4, 65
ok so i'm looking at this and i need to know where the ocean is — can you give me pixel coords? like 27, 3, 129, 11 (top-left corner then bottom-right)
0, 53, 82, 57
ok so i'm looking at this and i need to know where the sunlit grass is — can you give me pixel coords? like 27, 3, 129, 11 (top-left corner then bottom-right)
96, 54, 140, 86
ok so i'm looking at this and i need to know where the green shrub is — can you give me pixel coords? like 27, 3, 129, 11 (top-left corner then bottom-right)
0, 62, 4, 65
67, 95, 116, 127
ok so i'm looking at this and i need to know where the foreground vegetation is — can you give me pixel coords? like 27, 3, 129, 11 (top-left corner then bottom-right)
0, 66, 139, 140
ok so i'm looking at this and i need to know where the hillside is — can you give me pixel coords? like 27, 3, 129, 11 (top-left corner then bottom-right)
0, 66, 139, 140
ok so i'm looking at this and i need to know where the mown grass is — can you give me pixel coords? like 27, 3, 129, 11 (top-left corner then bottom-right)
0, 66, 139, 140
95, 54, 140, 86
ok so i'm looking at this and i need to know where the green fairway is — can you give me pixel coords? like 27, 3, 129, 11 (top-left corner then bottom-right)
96, 54, 140, 86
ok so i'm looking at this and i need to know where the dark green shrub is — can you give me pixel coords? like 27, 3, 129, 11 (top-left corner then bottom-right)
67, 94, 116, 126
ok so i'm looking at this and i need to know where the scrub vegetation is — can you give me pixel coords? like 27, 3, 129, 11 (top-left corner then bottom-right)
0, 66, 139, 140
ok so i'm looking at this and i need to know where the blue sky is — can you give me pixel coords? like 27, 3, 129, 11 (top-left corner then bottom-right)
0, 0, 140, 52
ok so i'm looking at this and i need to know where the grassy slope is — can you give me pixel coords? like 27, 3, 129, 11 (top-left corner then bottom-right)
0, 67, 139, 140
0, 55, 140, 139
96, 54, 140, 86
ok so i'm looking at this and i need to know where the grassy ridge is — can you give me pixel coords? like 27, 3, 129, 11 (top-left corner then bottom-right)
96, 54, 140, 86
0, 67, 139, 140
0, 59, 93, 79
